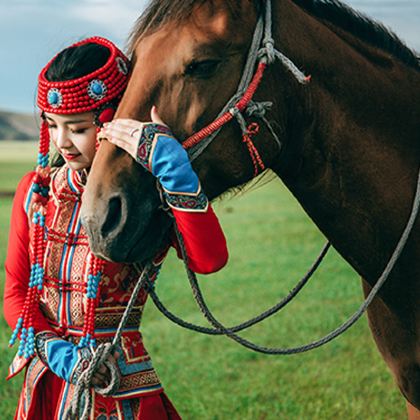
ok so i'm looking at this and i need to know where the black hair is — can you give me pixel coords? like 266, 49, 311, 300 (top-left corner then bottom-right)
45, 42, 110, 81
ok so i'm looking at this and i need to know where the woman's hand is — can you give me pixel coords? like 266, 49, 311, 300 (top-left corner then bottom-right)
101, 107, 208, 211
35, 331, 121, 388
91, 350, 120, 388
99, 106, 166, 161
35, 331, 92, 384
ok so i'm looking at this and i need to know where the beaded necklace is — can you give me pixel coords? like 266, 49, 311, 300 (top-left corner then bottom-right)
9, 37, 129, 357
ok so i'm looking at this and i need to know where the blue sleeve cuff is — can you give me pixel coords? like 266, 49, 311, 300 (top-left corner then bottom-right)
151, 136, 199, 193
35, 331, 91, 384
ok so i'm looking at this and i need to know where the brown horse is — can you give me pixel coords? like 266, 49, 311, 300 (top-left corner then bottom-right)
81, 0, 420, 416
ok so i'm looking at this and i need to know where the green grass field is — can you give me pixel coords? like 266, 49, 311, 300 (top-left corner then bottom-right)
0, 142, 405, 419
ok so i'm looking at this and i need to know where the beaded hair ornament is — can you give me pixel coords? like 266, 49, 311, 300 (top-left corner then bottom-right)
9, 36, 130, 358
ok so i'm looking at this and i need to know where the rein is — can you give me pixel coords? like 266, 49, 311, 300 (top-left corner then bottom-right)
169, 165, 420, 353
146, 242, 331, 335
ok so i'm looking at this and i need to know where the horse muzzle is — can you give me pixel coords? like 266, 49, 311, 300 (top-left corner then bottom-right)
81, 187, 173, 264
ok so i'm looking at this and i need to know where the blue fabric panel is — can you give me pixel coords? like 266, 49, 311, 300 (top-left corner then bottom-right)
46, 339, 78, 382
151, 135, 199, 193
117, 357, 154, 375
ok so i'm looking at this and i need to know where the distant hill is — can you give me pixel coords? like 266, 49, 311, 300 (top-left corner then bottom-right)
0, 110, 39, 140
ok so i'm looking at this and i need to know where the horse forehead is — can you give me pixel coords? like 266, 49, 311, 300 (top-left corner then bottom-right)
136, 25, 196, 63
191, 3, 232, 38
136, 27, 224, 79
135, 3, 249, 62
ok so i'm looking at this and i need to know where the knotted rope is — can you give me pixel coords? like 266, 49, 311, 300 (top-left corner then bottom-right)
65, 264, 152, 420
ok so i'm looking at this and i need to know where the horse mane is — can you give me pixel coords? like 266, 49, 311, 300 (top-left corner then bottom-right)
126, 0, 257, 55
128, 0, 419, 70
293, 0, 420, 70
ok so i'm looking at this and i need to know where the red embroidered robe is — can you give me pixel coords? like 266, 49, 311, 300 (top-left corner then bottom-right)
4, 165, 228, 419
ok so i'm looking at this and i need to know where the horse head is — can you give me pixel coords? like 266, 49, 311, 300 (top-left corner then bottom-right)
82, 0, 301, 263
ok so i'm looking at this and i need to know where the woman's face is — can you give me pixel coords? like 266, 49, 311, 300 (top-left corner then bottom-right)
44, 111, 97, 170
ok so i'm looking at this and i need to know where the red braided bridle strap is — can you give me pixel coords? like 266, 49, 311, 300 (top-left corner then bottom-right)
183, 62, 267, 150
181, 0, 310, 176
182, 62, 267, 177
242, 122, 265, 177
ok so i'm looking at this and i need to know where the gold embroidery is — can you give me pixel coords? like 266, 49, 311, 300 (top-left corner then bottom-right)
119, 370, 161, 390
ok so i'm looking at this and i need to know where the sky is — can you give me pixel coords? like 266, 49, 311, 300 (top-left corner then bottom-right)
0, 0, 418, 114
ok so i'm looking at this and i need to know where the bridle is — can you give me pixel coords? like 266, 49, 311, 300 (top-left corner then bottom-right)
182, 0, 310, 176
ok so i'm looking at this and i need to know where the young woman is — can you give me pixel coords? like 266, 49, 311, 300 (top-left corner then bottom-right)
4, 36, 228, 419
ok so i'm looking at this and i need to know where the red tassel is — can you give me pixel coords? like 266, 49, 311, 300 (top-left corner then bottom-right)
242, 123, 265, 177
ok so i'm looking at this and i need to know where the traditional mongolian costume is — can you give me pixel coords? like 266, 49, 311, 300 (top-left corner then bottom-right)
4, 37, 228, 419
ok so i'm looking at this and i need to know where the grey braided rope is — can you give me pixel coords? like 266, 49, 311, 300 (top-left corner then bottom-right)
146, 242, 330, 335
246, 101, 283, 150
174, 167, 420, 354
258, 0, 309, 84
65, 264, 152, 420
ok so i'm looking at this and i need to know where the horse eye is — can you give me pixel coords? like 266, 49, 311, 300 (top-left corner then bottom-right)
185, 59, 221, 78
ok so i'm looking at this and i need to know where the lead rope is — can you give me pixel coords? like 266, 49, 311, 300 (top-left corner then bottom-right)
64, 264, 152, 420
145, 242, 330, 335
172, 167, 420, 354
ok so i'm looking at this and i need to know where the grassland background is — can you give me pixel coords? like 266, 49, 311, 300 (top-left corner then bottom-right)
0, 141, 405, 419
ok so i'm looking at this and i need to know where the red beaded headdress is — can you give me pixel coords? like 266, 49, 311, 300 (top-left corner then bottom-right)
37, 36, 129, 117
9, 37, 130, 357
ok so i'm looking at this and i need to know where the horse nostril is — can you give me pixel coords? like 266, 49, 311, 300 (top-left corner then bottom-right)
101, 196, 123, 238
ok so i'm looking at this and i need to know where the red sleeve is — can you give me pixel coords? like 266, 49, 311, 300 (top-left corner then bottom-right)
3, 171, 53, 333
171, 204, 228, 274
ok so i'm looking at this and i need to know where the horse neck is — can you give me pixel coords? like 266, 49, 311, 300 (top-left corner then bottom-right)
269, 0, 420, 289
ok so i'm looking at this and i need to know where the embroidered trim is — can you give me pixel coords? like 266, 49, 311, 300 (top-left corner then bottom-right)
34, 331, 93, 384
135, 123, 172, 171
34, 331, 60, 367
69, 346, 92, 384
163, 190, 209, 212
